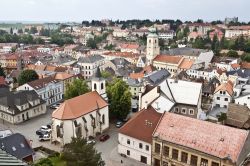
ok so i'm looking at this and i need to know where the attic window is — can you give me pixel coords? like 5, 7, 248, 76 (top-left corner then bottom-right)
12, 147, 16, 151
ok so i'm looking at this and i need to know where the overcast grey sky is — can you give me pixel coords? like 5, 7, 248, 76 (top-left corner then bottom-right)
0, 0, 249, 22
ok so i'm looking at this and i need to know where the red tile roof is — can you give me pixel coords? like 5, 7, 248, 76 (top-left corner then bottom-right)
129, 65, 155, 79
241, 62, 250, 69
129, 73, 144, 79
52, 91, 108, 120
120, 44, 140, 50
178, 58, 194, 69
0, 76, 6, 85
214, 81, 234, 96
154, 55, 183, 64
154, 112, 249, 163
231, 63, 240, 69
119, 107, 162, 143
229, 26, 250, 30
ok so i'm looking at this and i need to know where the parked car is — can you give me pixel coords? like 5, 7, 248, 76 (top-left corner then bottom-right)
116, 121, 124, 128
99, 134, 110, 142
46, 124, 52, 129
50, 103, 60, 109
39, 134, 51, 142
87, 140, 96, 144
40, 126, 52, 132
36, 130, 49, 136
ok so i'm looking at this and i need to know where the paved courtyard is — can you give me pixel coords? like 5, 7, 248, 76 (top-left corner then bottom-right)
0, 107, 145, 166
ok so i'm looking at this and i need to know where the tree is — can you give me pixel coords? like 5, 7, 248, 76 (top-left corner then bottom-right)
62, 137, 105, 166
107, 78, 132, 119
87, 38, 97, 49
18, 70, 39, 85
101, 71, 112, 79
18, 29, 23, 34
0, 65, 5, 78
65, 79, 90, 100
242, 53, 250, 62
227, 50, 239, 58
10, 27, 13, 35
29, 27, 38, 34
33, 158, 53, 166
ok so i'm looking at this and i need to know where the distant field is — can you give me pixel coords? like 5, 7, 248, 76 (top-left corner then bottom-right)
0, 23, 25, 29
0, 23, 45, 29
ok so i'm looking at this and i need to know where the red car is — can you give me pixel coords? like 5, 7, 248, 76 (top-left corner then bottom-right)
99, 134, 110, 142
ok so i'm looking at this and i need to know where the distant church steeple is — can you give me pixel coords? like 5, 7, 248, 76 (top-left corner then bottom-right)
146, 30, 160, 64
91, 67, 108, 101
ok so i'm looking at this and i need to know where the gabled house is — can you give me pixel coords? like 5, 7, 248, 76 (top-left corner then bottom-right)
17, 76, 63, 106
212, 81, 234, 108
0, 88, 46, 124
139, 78, 203, 119
78, 55, 105, 79
0, 133, 34, 162
118, 106, 162, 165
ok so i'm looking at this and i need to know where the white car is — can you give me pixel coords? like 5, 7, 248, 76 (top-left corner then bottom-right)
40, 126, 52, 133
39, 134, 51, 142
87, 140, 96, 144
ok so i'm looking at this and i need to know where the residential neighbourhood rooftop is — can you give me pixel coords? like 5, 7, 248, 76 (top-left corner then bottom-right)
119, 106, 162, 143
153, 112, 250, 164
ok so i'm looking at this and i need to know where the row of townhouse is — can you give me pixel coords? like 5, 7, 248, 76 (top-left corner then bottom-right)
118, 107, 250, 166
225, 26, 250, 38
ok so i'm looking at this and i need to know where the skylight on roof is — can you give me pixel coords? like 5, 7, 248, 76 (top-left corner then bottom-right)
12, 146, 16, 151
20, 143, 25, 148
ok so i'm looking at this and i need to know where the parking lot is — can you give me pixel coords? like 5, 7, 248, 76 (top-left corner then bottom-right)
0, 107, 146, 166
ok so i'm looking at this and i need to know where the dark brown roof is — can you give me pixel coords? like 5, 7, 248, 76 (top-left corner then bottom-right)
27, 76, 59, 90
119, 106, 162, 143
226, 103, 250, 129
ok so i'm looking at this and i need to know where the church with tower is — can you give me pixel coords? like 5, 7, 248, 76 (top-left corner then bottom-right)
51, 67, 109, 145
91, 67, 108, 101
146, 31, 160, 64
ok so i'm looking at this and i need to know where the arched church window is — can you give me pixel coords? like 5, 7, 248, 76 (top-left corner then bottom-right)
102, 114, 105, 124
101, 83, 104, 90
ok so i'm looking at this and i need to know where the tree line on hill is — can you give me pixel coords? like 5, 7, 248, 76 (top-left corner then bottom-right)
0, 27, 74, 46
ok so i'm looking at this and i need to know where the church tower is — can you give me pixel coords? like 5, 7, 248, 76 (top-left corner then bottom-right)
91, 67, 108, 101
146, 32, 160, 64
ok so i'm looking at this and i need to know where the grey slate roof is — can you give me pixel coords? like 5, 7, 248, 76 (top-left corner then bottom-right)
110, 58, 130, 68
78, 55, 104, 64
227, 69, 250, 78
162, 47, 206, 57
0, 89, 45, 116
51, 54, 75, 65
146, 69, 171, 85
0, 149, 27, 165
0, 133, 34, 161
127, 78, 143, 87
